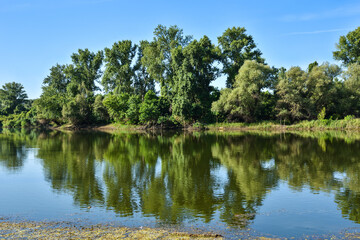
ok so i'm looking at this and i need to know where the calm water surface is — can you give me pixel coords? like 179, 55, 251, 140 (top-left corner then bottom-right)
1, 129, 360, 238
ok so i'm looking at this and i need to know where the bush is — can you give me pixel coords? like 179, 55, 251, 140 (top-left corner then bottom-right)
139, 91, 160, 124
344, 115, 355, 121
126, 95, 141, 124
93, 95, 109, 123
62, 94, 90, 125
317, 107, 326, 120
193, 121, 205, 128
157, 115, 181, 127
103, 93, 129, 122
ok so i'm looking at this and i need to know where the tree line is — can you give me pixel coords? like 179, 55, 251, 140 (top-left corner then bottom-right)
1, 25, 360, 127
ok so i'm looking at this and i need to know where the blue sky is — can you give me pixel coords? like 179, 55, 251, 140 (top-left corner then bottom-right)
1, 0, 360, 99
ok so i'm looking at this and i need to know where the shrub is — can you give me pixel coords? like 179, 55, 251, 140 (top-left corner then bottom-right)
103, 93, 129, 122
344, 115, 355, 121
139, 91, 160, 124
317, 107, 326, 120
126, 95, 141, 124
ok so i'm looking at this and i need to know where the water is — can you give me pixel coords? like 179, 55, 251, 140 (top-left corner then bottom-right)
1, 129, 360, 238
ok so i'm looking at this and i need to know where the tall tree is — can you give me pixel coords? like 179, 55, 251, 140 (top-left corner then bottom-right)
307, 61, 319, 72
102, 40, 137, 94
0, 82, 28, 115
42, 64, 69, 93
141, 25, 192, 97
343, 63, 360, 116
171, 36, 220, 122
218, 27, 264, 88
133, 41, 156, 100
62, 48, 103, 124
275, 67, 309, 121
306, 63, 341, 118
333, 27, 360, 66
65, 48, 103, 97
35, 64, 69, 120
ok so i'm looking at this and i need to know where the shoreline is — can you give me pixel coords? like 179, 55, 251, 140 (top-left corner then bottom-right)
0, 219, 224, 239
3, 118, 360, 132
1, 218, 360, 239
53, 120, 360, 132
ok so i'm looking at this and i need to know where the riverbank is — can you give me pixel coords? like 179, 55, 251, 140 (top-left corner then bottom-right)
64, 118, 360, 132
1, 219, 360, 240
207, 118, 360, 131
3, 118, 360, 133
55, 122, 206, 132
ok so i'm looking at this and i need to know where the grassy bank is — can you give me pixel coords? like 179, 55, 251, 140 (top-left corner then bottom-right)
207, 118, 360, 131
3, 118, 360, 133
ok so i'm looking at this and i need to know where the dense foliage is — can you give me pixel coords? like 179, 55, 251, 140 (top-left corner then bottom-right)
1, 25, 360, 128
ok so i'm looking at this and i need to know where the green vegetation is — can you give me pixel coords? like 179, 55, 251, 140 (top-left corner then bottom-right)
1, 25, 360, 129
208, 117, 360, 130
333, 26, 360, 66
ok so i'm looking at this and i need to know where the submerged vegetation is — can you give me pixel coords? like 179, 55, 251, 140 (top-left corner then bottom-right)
1, 26, 360, 129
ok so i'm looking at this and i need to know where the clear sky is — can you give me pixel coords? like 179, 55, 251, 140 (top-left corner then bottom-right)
1, 0, 360, 99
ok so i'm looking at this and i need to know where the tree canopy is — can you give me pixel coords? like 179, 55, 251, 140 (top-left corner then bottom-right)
218, 27, 264, 88
333, 27, 360, 66
0, 82, 28, 115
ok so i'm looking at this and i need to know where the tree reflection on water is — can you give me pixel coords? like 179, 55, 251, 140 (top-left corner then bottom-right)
1, 129, 360, 227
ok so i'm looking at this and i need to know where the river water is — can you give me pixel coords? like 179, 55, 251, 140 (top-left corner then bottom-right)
1, 129, 360, 238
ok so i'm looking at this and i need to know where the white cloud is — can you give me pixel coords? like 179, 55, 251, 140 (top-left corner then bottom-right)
284, 28, 351, 36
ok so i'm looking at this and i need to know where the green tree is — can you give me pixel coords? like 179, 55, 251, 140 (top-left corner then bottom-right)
133, 41, 156, 100
306, 63, 341, 118
35, 87, 66, 121
102, 40, 137, 94
211, 88, 232, 122
0, 82, 28, 115
103, 93, 130, 122
43, 64, 69, 93
171, 36, 220, 122
212, 60, 273, 122
333, 27, 360, 66
35, 64, 69, 121
307, 61, 318, 72
93, 95, 109, 123
343, 63, 360, 116
126, 95, 141, 124
141, 25, 192, 97
62, 94, 91, 125
275, 67, 309, 121
65, 48, 103, 97
218, 27, 264, 88
139, 90, 160, 124
61, 49, 103, 124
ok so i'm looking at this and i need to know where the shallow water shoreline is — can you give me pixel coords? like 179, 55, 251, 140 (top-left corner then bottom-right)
0, 219, 224, 239
1, 219, 360, 240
